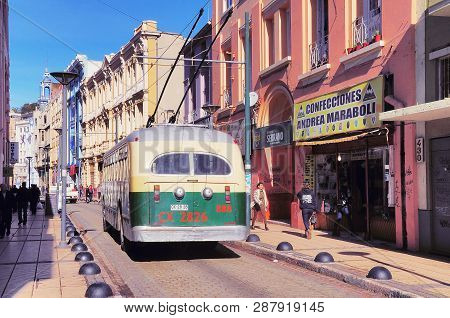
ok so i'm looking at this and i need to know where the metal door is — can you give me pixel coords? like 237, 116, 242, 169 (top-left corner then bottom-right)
431, 137, 450, 254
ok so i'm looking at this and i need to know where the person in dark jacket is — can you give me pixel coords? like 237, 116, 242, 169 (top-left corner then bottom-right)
296, 181, 318, 240
29, 184, 41, 215
10, 184, 18, 214
17, 182, 29, 226
0, 184, 14, 237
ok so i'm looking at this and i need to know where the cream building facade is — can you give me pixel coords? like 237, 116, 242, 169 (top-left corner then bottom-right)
80, 21, 185, 193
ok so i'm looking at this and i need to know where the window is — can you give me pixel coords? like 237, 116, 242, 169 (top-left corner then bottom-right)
224, 0, 232, 12
151, 153, 190, 175
281, 9, 291, 58
352, 0, 381, 47
265, 18, 275, 66
223, 46, 233, 107
440, 56, 450, 99
194, 154, 231, 175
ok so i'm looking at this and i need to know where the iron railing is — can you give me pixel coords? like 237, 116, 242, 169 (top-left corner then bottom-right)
352, 7, 382, 47
309, 35, 329, 70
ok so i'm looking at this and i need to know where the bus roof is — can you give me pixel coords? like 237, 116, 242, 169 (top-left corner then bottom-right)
104, 125, 237, 157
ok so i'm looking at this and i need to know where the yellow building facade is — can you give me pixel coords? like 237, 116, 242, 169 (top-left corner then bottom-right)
80, 21, 185, 195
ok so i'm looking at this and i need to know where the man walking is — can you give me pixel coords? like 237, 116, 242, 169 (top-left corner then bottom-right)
0, 184, 14, 238
29, 184, 41, 215
297, 181, 318, 240
10, 184, 18, 214
17, 182, 29, 226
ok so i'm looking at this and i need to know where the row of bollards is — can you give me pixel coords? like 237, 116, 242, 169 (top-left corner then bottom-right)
65, 219, 114, 297
246, 234, 392, 281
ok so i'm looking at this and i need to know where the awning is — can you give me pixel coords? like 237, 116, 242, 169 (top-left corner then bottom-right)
296, 127, 389, 146
379, 98, 450, 122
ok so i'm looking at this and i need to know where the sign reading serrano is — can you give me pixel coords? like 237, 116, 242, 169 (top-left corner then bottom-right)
293, 76, 384, 141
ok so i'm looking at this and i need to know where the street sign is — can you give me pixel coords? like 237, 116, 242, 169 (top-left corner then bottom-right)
10, 142, 19, 164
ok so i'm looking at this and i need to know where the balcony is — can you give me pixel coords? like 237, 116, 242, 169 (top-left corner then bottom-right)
340, 8, 384, 70
310, 35, 329, 70
352, 8, 382, 47
298, 36, 331, 86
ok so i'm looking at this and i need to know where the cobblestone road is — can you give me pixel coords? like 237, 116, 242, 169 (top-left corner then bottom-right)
68, 203, 381, 298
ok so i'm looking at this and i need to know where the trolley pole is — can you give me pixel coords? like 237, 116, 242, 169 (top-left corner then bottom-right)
244, 12, 252, 228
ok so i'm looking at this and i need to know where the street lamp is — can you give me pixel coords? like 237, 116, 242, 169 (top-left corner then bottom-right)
51, 71, 78, 248
26, 156, 32, 188
54, 127, 62, 217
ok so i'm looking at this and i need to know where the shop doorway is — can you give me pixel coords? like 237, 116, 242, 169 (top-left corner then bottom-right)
430, 137, 450, 255
315, 147, 395, 241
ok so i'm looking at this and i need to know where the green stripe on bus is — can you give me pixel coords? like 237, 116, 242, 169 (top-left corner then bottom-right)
129, 192, 246, 227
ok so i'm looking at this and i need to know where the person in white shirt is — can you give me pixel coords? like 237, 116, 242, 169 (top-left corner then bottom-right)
251, 182, 269, 231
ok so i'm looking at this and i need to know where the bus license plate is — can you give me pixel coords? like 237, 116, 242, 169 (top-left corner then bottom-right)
170, 204, 189, 211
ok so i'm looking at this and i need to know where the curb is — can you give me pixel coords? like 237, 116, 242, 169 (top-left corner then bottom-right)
224, 240, 422, 298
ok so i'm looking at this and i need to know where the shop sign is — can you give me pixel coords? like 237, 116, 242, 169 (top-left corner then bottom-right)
293, 76, 384, 141
10, 142, 19, 164
253, 121, 292, 149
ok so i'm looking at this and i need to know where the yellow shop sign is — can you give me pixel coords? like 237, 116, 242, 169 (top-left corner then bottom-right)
293, 76, 384, 141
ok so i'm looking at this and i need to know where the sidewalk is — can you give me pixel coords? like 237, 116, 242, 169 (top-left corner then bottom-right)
232, 222, 450, 298
0, 208, 87, 298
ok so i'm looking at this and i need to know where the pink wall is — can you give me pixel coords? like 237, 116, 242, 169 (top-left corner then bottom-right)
212, 0, 419, 249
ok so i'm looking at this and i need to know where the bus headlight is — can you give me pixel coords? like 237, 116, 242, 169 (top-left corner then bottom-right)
202, 187, 213, 200
174, 187, 185, 200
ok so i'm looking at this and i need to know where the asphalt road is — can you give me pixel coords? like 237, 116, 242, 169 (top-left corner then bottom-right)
68, 202, 381, 298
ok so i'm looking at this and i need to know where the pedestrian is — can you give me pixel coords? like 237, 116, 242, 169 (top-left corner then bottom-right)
297, 181, 318, 240
29, 184, 41, 215
251, 182, 269, 231
17, 182, 29, 226
0, 184, 14, 238
86, 186, 91, 203
89, 184, 94, 202
10, 184, 18, 214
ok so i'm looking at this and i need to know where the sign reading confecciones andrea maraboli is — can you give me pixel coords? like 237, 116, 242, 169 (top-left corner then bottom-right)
293, 76, 384, 141
253, 121, 292, 149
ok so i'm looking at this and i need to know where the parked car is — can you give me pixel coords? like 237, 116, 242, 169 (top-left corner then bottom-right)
49, 182, 79, 206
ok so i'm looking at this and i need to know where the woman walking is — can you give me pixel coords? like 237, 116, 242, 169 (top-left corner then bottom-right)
251, 182, 269, 231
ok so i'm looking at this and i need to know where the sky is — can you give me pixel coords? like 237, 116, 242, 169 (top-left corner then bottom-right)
8, 0, 211, 108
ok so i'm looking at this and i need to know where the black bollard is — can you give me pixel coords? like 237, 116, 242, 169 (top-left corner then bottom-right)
79, 262, 101, 275
276, 241, 293, 251
68, 236, 83, 245
85, 282, 113, 298
66, 230, 79, 238
75, 251, 94, 262
314, 252, 335, 263
71, 243, 88, 252
246, 234, 260, 243
367, 266, 392, 280
66, 225, 75, 232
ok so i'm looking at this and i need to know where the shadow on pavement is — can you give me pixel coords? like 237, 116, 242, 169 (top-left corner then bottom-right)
108, 229, 240, 262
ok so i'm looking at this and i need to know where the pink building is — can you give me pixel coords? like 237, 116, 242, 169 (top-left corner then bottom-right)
0, 0, 10, 184
212, 0, 420, 250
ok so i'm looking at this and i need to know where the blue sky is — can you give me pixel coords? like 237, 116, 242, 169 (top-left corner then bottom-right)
9, 0, 211, 108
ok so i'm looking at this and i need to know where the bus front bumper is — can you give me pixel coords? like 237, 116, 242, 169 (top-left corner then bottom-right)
131, 225, 249, 242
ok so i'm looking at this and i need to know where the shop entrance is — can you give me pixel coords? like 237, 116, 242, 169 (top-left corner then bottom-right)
315, 146, 395, 241
430, 137, 450, 255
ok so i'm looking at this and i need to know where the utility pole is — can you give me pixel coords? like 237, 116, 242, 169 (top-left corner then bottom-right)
26, 156, 32, 187
244, 12, 251, 228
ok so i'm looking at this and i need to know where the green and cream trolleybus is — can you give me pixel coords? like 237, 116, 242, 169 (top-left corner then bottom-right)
102, 125, 248, 252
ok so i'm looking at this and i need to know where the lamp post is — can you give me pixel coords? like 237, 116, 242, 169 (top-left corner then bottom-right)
51, 72, 78, 248
54, 128, 62, 216
26, 156, 32, 187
